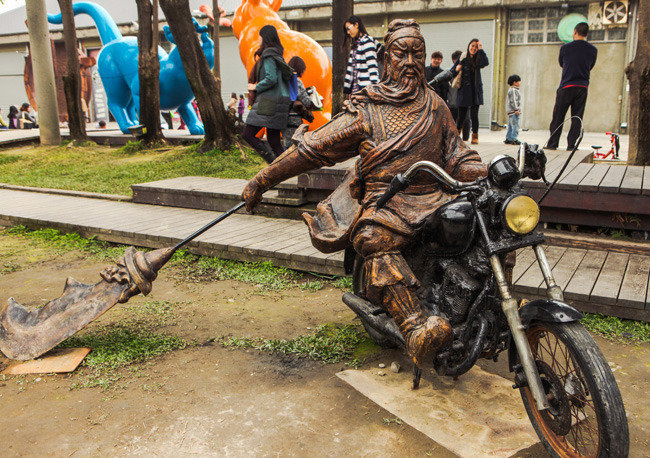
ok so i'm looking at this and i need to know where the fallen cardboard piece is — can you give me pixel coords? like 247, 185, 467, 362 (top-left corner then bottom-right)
337, 366, 539, 458
1, 347, 90, 375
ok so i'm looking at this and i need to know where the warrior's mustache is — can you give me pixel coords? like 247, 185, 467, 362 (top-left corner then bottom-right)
387, 65, 424, 90
388, 65, 424, 85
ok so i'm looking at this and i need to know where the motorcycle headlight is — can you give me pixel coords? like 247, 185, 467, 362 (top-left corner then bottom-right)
502, 194, 540, 234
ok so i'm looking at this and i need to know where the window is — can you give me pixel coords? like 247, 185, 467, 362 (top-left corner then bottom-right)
607, 28, 627, 41
508, 6, 628, 45
589, 29, 606, 41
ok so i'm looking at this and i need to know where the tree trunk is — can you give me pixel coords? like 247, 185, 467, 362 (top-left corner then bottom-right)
331, 0, 353, 115
58, 0, 87, 141
136, 0, 164, 145
212, 0, 221, 93
25, 0, 61, 145
625, 0, 650, 165
159, 0, 235, 152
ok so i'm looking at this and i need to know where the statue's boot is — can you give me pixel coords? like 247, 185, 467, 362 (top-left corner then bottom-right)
382, 283, 453, 366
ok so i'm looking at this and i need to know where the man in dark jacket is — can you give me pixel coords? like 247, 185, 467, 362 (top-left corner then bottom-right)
425, 51, 449, 102
547, 22, 598, 150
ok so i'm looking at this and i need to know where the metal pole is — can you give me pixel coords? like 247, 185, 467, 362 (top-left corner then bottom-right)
489, 254, 551, 411
25, 0, 61, 145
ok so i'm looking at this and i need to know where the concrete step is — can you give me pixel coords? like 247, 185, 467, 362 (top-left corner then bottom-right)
131, 176, 314, 220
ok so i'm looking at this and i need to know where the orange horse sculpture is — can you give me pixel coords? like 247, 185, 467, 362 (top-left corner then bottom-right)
231, 0, 332, 128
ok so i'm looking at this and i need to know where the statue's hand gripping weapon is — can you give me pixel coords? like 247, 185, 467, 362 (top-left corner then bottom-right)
0, 202, 245, 361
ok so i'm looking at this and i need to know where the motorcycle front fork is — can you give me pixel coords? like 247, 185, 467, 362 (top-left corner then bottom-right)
489, 244, 560, 411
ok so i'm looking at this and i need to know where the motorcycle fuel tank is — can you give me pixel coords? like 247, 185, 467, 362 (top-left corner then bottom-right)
420, 198, 476, 255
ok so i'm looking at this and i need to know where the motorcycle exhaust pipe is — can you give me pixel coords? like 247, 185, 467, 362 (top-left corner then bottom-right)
342, 293, 405, 348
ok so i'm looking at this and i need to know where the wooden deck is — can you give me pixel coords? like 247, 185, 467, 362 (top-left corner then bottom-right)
296, 147, 650, 231
0, 188, 647, 321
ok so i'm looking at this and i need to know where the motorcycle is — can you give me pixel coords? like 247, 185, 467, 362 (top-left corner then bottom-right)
341, 143, 629, 457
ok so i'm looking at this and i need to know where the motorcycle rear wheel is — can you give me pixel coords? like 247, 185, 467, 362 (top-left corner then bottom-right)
520, 321, 628, 457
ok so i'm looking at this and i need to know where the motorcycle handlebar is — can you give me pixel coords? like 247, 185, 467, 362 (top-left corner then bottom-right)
376, 174, 409, 208
376, 161, 480, 209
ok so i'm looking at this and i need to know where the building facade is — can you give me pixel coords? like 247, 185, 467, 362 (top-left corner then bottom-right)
0, 0, 638, 133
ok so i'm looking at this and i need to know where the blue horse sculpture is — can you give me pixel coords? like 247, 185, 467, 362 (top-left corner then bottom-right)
47, 2, 213, 135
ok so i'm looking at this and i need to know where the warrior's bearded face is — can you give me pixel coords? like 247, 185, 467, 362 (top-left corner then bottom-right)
384, 37, 426, 96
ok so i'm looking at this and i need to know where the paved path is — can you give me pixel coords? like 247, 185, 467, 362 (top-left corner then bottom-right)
0, 188, 647, 321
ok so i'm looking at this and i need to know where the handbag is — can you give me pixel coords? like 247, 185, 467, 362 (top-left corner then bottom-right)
305, 86, 323, 111
451, 69, 462, 89
247, 60, 260, 106
451, 52, 465, 90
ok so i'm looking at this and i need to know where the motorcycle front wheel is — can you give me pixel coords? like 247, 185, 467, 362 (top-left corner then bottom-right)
520, 321, 629, 457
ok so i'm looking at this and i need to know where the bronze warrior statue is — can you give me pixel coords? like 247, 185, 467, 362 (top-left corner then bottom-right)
242, 19, 488, 367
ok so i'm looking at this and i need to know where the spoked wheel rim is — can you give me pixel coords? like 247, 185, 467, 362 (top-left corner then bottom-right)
523, 325, 601, 457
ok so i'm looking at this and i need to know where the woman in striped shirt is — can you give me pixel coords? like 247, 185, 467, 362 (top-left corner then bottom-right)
343, 16, 381, 97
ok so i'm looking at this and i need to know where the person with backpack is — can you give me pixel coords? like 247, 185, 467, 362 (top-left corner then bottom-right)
282, 56, 315, 150
343, 16, 381, 97
243, 25, 293, 163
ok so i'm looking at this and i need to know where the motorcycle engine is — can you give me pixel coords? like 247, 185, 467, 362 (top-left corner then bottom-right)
419, 247, 491, 324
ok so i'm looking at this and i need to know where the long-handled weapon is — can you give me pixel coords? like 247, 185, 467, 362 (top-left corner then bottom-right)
0, 202, 245, 361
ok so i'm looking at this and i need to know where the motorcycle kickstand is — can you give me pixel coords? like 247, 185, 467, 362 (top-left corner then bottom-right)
412, 365, 422, 390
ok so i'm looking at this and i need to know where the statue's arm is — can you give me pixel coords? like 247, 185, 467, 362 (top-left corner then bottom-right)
242, 108, 370, 212
440, 108, 488, 182
297, 106, 370, 165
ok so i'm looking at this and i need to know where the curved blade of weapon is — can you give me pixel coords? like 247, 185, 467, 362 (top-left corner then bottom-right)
0, 279, 126, 360
0, 201, 246, 361
0, 246, 174, 360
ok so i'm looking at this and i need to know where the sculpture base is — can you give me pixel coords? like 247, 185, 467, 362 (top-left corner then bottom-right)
1, 347, 90, 375
336, 366, 539, 457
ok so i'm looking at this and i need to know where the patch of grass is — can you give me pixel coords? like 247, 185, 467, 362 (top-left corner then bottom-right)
0, 143, 264, 195
125, 300, 184, 325
382, 417, 403, 426
55, 300, 189, 390
581, 313, 650, 343
0, 260, 21, 274
60, 325, 189, 390
0, 154, 21, 165
3, 225, 125, 260
332, 276, 353, 291
172, 248, 351, 292
301, 279, 325, 292
173, 249, 303, 291
219, 324, 373, 364
119, 140, 145, 155
0, 229, 351, 291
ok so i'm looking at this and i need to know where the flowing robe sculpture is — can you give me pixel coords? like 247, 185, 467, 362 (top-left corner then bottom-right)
243, 20, 488, 366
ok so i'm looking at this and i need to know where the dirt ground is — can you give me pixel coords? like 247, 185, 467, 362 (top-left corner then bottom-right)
0, 239, 647, 457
